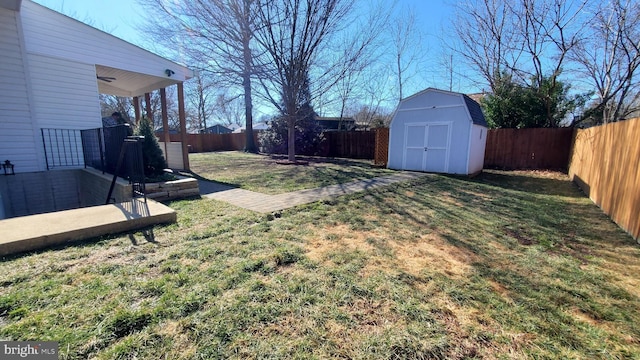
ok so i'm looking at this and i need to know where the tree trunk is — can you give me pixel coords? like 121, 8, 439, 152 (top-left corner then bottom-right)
287, 116, 296, 162
243, 72, 257, 152
242, 9, 257, 153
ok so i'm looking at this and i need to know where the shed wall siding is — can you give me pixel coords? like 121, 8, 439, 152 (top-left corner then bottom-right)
0, 7, 39, 173
388, 99, 471, 174
20, 1, 189, 81
468, 125, 487, 174
400, 90, 461, 110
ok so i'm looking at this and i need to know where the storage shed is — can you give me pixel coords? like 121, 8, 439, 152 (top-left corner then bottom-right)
387, 88, 488, 175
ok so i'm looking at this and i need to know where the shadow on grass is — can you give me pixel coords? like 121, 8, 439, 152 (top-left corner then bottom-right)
462, 170, 584, 198
350, 173, 640, 355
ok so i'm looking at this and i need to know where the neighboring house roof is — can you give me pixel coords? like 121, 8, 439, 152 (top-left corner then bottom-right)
155, 128, 179, 135
315, 116, 355, 122
201, 124, 232, 134
466, 92, 489, 104
314, 116, 356, 131
233, 122, 268, 133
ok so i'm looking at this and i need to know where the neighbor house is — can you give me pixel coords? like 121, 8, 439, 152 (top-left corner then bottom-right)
201, 124, 233, 134
314, 116, 356, 131
0, 0, 193, 218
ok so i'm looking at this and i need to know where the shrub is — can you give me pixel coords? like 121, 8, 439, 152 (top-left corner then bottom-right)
135, 117, 167, 177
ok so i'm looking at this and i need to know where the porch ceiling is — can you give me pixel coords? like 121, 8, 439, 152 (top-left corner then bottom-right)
96, 65, 184, 98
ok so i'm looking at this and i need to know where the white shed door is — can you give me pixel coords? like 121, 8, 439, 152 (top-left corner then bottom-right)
402, 123, 450, 172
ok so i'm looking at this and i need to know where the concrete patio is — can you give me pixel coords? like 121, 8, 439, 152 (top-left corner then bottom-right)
0, 199, 176, 257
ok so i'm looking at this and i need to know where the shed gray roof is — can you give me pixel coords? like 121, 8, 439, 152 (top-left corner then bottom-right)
462, 94, 488, 127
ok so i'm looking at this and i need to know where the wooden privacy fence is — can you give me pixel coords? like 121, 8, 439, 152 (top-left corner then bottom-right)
322, 131, 375, 159
374, 128, 389, 166
569, 118, 640, 241
160, 132, 260, 153
164, 130, 378, 159
484, 128, 574, 170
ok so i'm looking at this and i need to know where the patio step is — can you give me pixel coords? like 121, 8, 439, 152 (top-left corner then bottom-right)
0, 199, 176, 257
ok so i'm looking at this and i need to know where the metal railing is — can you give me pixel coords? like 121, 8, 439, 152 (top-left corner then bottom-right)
106, 136, 146, 204
44, 124, 140, 182
41, 128, 84, 170
103, 125, 133, 174
80, 128, 104, 171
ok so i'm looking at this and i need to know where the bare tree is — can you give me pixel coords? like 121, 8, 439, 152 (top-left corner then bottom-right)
571, 0, 640, 124
389, 6, 426, 102
450, 0, 521, 91
185, 71, 216, 132
139, 0, 259, 152
254, 0, 389, 162
515, 0, 587, 126
100, 95, 133, 123
214, 92, 245, 127
451, 0, 589, 127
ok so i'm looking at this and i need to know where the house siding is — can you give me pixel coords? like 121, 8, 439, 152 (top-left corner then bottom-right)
27, 53, 101, 130
21, 0, 190, 83
0, 7, 39, 173
468, 125, 487, 174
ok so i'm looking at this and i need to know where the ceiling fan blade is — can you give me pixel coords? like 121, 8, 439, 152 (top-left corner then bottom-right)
97, 76, 116, 83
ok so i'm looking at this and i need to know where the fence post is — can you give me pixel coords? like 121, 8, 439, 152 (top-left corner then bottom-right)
374, 128, 389, 166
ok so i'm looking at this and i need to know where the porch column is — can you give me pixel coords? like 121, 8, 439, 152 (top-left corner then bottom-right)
144, 93, 153, 122
160, 88, 170, 164
133, 97, 141, 124
177, 82, 190, 171
160, 88, 170, 143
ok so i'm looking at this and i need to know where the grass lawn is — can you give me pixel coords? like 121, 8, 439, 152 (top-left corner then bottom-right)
189, 151, 396, 194
1, 155, 640, 359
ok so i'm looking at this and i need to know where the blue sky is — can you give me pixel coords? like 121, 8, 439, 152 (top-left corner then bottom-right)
32, 0, 479, 115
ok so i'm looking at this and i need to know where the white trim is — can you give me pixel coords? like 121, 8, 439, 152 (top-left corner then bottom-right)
16, 8, 43, 171
464, 120, 473, 174
397, 104, 465, 113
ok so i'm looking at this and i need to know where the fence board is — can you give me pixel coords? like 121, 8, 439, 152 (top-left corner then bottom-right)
322, 131, 375, 159
161, 132, 260, 152
484, 128, 574, 170
569, 118, 640, 240
374, 128, 389, 166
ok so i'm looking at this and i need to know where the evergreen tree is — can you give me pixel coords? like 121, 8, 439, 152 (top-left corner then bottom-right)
259, 73, 325, 155
135, 117, 168, 177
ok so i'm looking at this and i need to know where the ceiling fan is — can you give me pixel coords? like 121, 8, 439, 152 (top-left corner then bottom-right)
97, 75, 116, 83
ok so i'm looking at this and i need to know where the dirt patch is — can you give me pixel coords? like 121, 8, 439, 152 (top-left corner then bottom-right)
305, 225, 376, 263
156, 320, 197, 357
440, 192, 464, 207
488, 280, 514, 304
568, 307, 600, 326
503, 227, 535, 245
